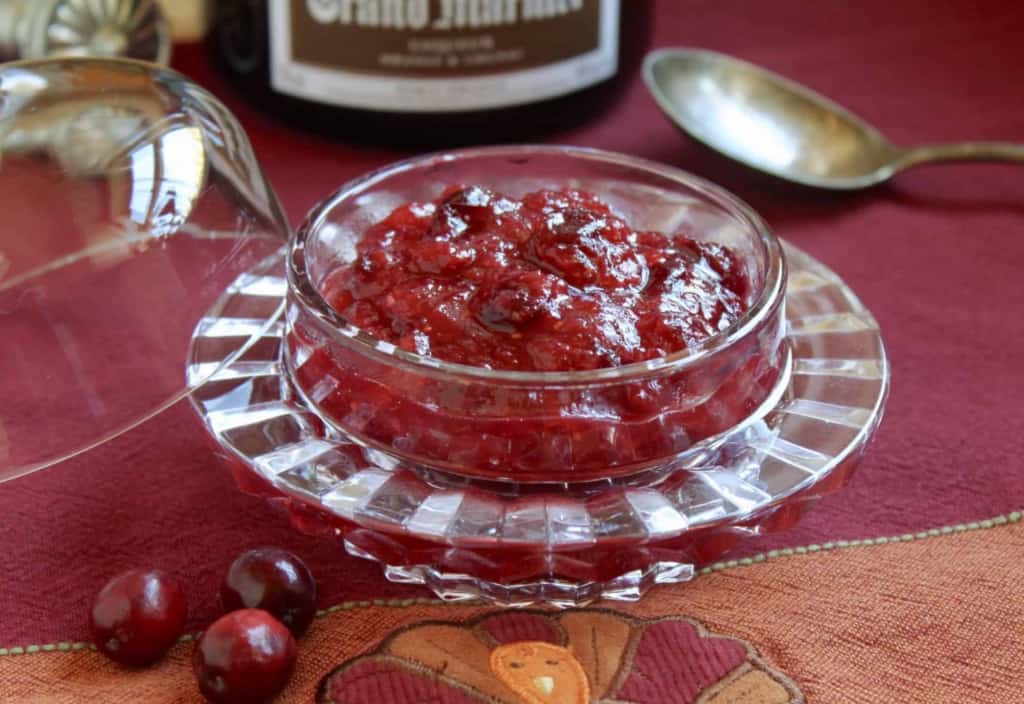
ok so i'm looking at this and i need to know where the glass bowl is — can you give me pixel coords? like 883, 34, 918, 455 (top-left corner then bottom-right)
0, 57, 288, 481
284, 146, 788, 482
189, 236, 887, 605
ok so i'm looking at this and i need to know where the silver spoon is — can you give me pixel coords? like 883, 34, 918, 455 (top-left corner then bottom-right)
643, 48, 1024, 190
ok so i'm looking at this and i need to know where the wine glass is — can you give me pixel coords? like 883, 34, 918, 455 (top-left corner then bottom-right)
0, 57, 290, 481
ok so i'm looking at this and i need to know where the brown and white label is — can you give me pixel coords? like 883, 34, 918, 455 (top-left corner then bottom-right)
268, 0, 621, 112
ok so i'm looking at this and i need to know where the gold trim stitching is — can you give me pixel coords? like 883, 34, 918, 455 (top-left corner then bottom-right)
1, 510, 1019, 657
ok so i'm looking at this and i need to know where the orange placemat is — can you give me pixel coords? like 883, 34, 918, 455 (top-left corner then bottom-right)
3, 512, 1020, 702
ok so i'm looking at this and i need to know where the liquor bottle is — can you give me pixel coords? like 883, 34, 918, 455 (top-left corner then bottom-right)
211, 0, 651, 144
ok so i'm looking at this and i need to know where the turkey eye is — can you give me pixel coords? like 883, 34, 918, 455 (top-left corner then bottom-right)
545, 659, 560, 666
509, 662, 524, 669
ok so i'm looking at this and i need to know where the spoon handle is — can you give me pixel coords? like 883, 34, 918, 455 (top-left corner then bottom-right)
896, 142, 1024, 170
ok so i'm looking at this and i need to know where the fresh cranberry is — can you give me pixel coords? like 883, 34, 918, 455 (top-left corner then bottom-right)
193, 609, 297, 704
89, 568, 187, 666
221, 548, 317, 637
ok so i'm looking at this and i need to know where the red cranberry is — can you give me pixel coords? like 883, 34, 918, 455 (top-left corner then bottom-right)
89, 568, 187, 666
431, 185, 495, 234
221, 548, 317, 637
472, 269, 568, 331
194, 609, 297, 704
530, 207, 646, 288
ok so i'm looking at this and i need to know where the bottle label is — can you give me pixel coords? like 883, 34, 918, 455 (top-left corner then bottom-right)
268, 0, 620, 112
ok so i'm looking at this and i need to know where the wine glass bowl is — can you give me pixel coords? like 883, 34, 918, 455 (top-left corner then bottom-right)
0, 58, 289, 481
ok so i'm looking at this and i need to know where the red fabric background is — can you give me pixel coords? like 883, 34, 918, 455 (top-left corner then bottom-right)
2, 0, 1022, 646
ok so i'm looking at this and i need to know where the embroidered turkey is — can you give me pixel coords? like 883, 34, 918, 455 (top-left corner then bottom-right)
317, 609, 804, 704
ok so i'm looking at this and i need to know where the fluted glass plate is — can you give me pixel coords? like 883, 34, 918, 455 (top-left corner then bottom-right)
0, 59, 289, 481
188, 242, 888, 606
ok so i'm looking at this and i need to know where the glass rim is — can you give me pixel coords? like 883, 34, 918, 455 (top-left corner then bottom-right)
287, 144, 786, 385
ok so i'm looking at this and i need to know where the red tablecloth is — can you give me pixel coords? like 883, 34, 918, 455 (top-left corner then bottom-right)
2, 1, 1023, 701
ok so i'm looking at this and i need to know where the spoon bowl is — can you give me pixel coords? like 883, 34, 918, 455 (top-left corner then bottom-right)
644, 48, 1024, 189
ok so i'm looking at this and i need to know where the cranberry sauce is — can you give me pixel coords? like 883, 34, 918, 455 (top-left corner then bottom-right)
322, 186, 750, 371
287, 185, 784, 481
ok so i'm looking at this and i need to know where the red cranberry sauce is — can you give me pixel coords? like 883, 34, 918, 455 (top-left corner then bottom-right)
289, 186, 782, 481
322, 186, 751, 371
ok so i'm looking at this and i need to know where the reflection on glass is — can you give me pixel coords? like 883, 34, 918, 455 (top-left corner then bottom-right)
0, 58, 289, 482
